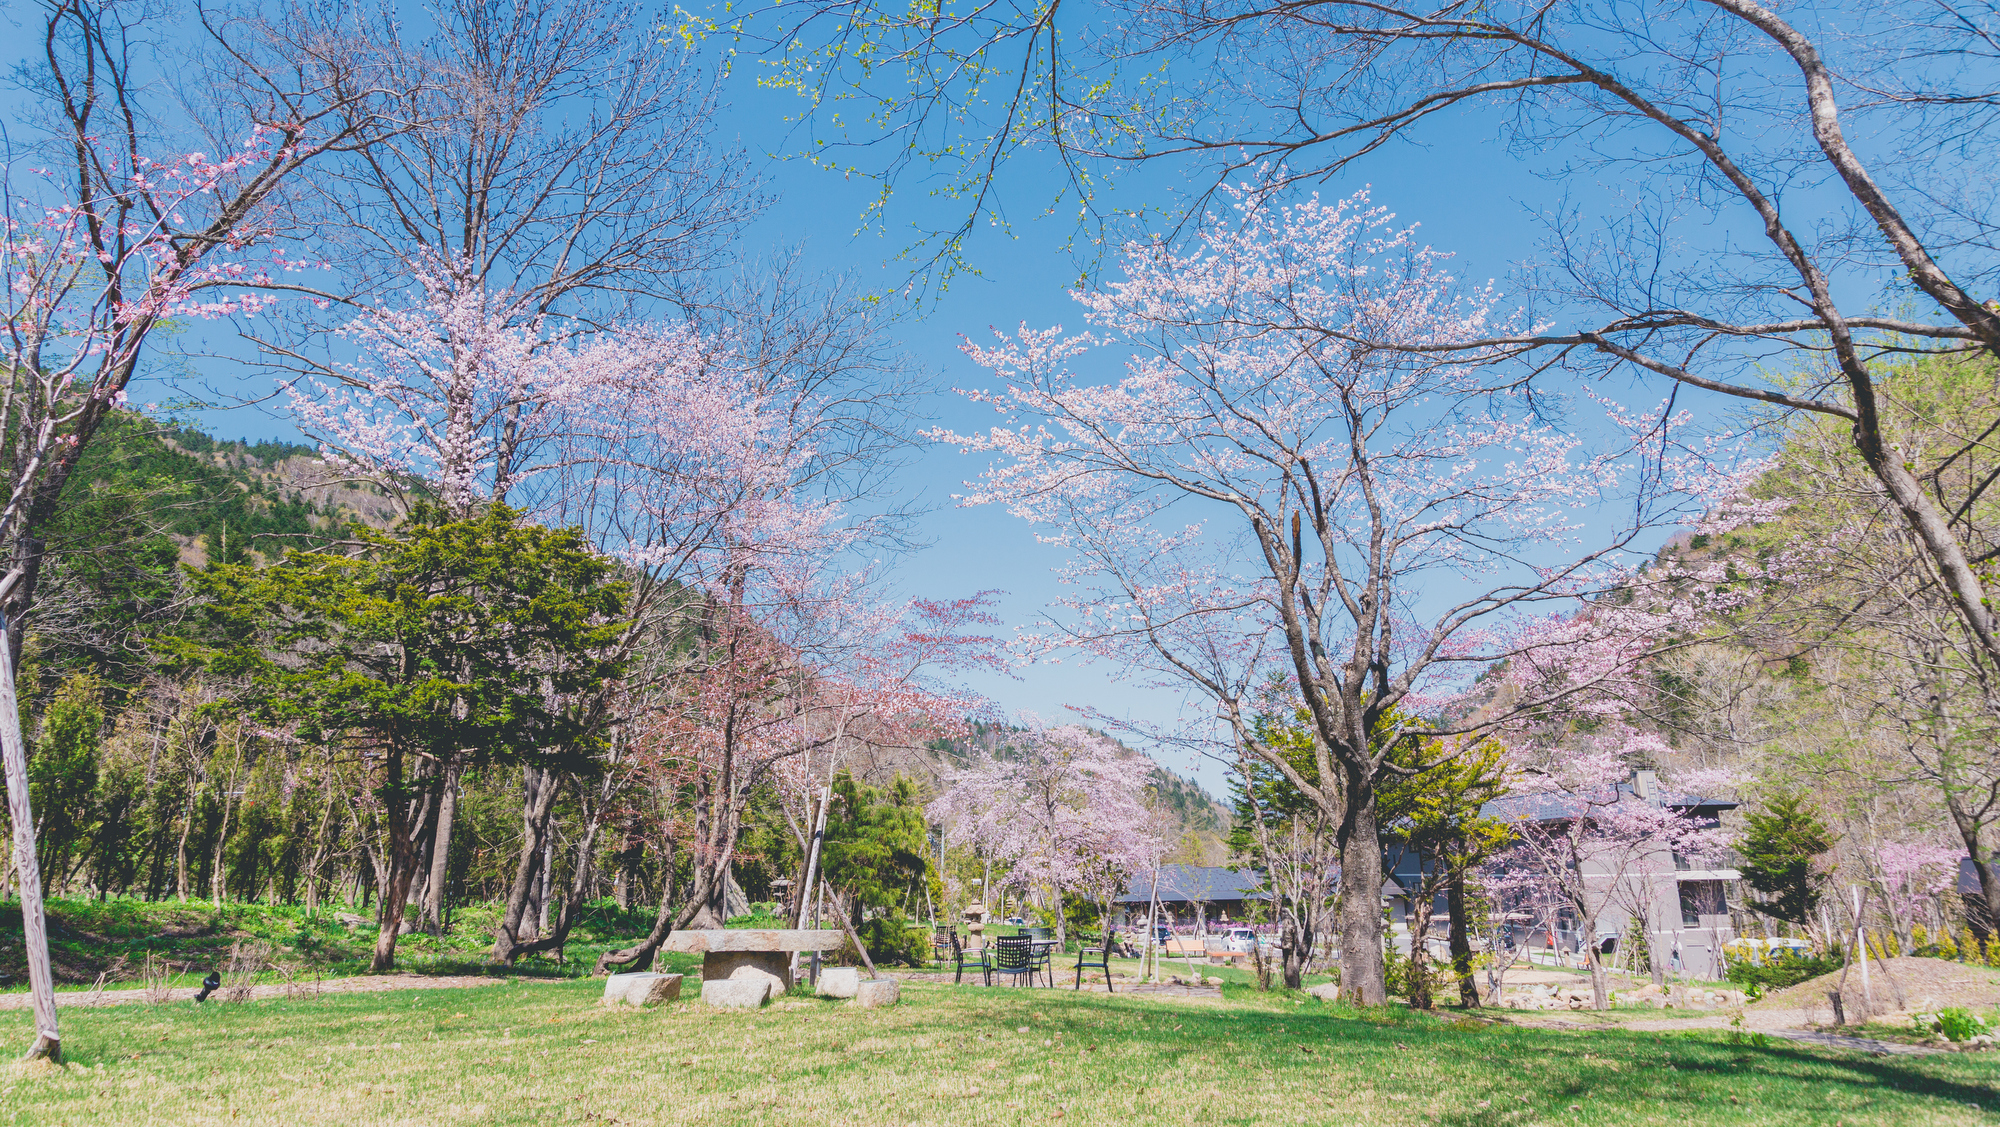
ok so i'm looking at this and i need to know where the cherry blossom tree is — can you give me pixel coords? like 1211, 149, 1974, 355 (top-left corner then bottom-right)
280, 252, 890, 959
591, 591, 986, 972
761, 0, 2000, 703
938, 181, 1741, 1002
929, 720, 1161, 945
1493, 727, 1732, 1011
1872, 842, 1961, 951
770, 595, 999, 925
0, 2, 406, 1061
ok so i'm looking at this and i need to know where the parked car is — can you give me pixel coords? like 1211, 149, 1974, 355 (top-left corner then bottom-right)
1002, 916, 1027, 927
1223, 927, 1258, 953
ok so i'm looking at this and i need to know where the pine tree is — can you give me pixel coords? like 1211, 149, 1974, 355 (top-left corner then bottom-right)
1737, 793, 1835, 927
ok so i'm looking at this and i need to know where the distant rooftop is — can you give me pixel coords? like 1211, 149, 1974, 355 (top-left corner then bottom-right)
1117, 864, 1271, 904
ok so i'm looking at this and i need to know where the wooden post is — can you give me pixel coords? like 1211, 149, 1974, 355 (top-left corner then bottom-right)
797, 787, 831, 986
1854, 887, 1872, 1012
0, 600, 60, 1061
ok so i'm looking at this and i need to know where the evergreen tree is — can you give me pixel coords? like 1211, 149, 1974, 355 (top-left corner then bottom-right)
1377, 730, 1511, 1008
822, 771, 939, 965
179, 502, 626, 970
27, 674, 104, 885
1738, 793, 1835, 927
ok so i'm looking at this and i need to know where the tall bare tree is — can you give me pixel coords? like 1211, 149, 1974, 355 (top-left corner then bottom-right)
257, 0, 757, 953
0, 0, 404, 1059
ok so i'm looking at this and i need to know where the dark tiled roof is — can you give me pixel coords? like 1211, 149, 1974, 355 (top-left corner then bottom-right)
1116, 864, 1272, 904
1483, 791, 1738, 824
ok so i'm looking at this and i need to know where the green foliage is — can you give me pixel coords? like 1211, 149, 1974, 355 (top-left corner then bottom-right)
28, 672, 104, 878
1228, 711, 1322, 854
31, 412, 337, 690
855, 910, 931, 967
1737, 793, 1835, 926
0, 895, 673, 986
735, 787, 804, 904
1916, 1007, 1988, 1042
723, 906, 789, 929
821, 771, 937, 917
1382, 935, 1451, 1003
180, 503, 626, 780
1723, 948, 1842, 995
1375, 730, 1512, 870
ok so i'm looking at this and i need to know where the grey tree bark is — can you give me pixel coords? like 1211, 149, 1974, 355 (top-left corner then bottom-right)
0, 605, 59, 1061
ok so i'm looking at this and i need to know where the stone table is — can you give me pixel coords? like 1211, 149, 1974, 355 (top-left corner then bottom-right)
662, 929, 844, 1002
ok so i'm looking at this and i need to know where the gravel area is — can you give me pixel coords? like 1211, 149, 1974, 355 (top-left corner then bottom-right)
0, 972, 541, 1010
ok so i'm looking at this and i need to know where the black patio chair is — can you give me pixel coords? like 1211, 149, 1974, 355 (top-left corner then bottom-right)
932, 925, 960, 965
1075, 930, 1115, 992
1029, 940, 1058, 985
954, 939, 991, 985
992, 935, 1047, 987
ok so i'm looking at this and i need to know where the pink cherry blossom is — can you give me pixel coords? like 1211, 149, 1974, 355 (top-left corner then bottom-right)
929, 719, 1163, 942
932, 177, 1757, 1001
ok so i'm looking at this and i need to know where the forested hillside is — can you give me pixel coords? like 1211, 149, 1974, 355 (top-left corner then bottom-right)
28, 412, 395, 695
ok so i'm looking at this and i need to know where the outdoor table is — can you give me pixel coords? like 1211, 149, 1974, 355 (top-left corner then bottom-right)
660, 928, 844, 994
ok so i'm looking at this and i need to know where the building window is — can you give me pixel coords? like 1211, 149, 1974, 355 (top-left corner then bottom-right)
1679, 879, 1725, 927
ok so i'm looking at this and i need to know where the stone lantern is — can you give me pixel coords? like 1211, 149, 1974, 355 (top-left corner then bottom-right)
962, 901, 989, 953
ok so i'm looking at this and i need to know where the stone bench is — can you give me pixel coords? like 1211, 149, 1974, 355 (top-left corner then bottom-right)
662, 929, 845, 1007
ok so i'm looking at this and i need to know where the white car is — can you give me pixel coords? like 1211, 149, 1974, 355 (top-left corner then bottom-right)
1223, 927, 1258, 953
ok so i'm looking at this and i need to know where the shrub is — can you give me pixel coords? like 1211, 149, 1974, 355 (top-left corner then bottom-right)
1913, 1008, 1988, 1042
1723, 949, 1842, 994
855, 911, 930, 968
1383, 944, 1451, 1006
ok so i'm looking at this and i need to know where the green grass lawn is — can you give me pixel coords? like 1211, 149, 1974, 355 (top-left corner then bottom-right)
0, 972, 1992, 1126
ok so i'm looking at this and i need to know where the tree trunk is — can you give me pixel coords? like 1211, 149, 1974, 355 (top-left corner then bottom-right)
1447, 871, 1478, 1007
794, 787, 831, 928
174, 785, 195, 902
499, 784, 611, 964
491, 769, 564, 963
1947, 794, 2000, 937
535, 834, 555, 937
596, 840, 685, 975
684, 799, 746, 930
1281, 913, 1309, 990
1401, 859, 1439, 1010
301, 784, 339, 916
209, 767, 237, 904
1585, 942, 1610, 1011
0, 611, 60, 1061
421, 770, 458, 935
1336, 794, 1387, 1005
369, 754, 434, 974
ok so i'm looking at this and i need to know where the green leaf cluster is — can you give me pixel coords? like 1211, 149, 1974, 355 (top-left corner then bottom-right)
175, 503, 627, 781
823, 770, 938, 914
1376, 731, 1512, 871
1736, 793, 1835, 927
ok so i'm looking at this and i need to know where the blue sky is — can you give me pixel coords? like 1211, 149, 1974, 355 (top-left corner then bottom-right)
0, 9, 1780, 796
695, 59, 1660, 792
